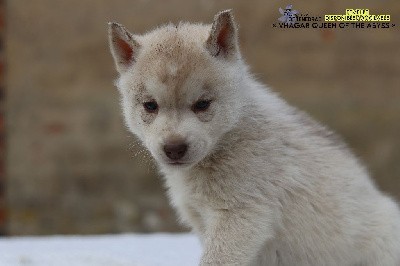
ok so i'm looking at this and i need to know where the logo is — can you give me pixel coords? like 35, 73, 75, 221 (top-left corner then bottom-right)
272, 6, 395, 29
278, 5, 298, 25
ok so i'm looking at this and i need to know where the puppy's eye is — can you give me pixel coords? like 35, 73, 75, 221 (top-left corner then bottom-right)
143, 101, 158, 113
192, 99, 212, 112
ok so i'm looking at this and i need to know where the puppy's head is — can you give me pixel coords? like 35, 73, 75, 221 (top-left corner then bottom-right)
108, 10, 245, 170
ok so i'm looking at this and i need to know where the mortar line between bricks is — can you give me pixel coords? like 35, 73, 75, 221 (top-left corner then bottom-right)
0, 0, 6, 236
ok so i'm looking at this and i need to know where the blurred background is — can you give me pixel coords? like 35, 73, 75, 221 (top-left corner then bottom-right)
2, 0, 399, 236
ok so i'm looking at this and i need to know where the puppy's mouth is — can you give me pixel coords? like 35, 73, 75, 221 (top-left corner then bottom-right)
165, 160, 193, 167
167, 161, 187, 166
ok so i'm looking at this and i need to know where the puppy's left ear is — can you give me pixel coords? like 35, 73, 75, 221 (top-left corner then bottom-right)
206, 10, 239, 60
108, 22, 141, 74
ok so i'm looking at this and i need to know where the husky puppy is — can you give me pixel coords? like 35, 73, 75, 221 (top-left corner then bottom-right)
108, 10, 400, 266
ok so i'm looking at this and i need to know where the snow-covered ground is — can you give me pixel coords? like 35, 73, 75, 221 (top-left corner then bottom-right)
0, 233, 201, 266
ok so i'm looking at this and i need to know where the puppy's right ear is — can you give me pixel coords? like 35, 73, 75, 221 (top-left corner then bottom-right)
108, 22, 140, 73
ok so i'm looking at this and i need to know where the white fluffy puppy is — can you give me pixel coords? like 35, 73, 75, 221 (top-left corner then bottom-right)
108, 10, 400, 266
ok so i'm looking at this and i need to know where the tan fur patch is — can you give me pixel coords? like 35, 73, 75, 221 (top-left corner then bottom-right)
135, 23, 212, 99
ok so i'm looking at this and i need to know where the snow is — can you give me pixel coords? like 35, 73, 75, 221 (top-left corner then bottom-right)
0, 233, 202, 266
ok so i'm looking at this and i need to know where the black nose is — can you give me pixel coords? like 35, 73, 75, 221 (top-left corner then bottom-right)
163, 142, 188, 160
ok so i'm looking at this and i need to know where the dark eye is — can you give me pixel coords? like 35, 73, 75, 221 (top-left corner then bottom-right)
192, 99, 212, 112
143, 101, 158, 113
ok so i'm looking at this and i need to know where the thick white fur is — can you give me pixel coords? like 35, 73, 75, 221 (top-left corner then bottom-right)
108, 10, 400, 266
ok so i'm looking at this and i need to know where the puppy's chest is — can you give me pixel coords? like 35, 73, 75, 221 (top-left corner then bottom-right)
168, 176, 229, 230
166, 171, 235, 210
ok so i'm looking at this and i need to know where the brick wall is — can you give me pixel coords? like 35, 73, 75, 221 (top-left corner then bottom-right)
6, 0, 400, 235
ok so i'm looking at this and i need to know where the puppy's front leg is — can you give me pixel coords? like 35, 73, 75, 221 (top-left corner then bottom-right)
200, 209, 274, 266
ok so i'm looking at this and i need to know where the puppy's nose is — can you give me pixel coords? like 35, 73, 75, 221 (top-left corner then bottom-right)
163, 142, 188, 160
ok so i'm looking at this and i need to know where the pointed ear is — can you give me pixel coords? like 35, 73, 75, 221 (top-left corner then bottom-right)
108, 22, 140, 73
206, 10, 239, 60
